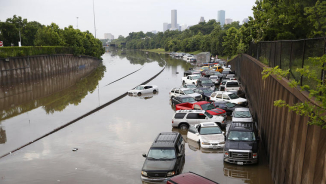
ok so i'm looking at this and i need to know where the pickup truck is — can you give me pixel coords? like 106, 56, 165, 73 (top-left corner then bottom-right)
210, 91, 248, 106
224, 81, 240, 92
175, 101, 226, 117
182, 74, 201, 85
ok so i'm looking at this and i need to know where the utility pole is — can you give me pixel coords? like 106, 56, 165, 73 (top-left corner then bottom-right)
93, 0, 97, 38
76, 17, 79, 29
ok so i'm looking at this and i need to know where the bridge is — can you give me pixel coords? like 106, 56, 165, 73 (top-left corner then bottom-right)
229, 54, 325, 184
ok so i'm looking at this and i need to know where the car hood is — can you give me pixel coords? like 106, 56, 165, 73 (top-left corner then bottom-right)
202, 83, 214, 87
225, 141, 258, 152
203, 92, 213, 96
231, 98, 247, 103
142, 159, 176, 171
211, 116, 224, 122
200, 134, 224, 143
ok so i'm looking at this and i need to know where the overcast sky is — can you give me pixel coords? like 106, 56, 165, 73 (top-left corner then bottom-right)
1, 0, 257, 39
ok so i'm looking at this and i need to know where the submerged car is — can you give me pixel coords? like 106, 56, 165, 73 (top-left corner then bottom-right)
141, 132, 185, 182
187, 122, 225, 149
171, 95, 197, 106
232, 108, 253, 122
128, 85, 158, 96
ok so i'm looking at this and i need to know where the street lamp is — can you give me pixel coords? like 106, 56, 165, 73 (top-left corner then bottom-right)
93, 0, 97, 38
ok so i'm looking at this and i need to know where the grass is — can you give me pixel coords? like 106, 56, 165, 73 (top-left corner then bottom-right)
142, 48, 168, 54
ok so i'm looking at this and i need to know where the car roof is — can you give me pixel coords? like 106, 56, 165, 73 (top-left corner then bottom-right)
234, 108, 250, 112
151, 132, 179, 148
229, 122, 255, 132
215, 91, 233, 95
200, 122, 218, 127
178, 95, 194, 99
194, 101, 210, 105
180, 88, 193, 91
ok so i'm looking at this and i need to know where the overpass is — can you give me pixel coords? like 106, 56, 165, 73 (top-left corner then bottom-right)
229, 54, 325, 184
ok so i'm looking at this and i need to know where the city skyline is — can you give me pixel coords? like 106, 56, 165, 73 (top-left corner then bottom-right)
217, 10, 225, 27
1, 0, 257, 38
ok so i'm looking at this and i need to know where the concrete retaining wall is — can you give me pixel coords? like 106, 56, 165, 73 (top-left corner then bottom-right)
229, 54, 326, 184
0, 54, 101, 86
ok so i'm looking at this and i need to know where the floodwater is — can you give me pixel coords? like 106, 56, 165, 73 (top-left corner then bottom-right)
0, 50, 273, 184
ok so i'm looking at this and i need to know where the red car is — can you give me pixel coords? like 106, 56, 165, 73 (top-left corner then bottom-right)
167, 172, 219, 184
175, 101, 226, 117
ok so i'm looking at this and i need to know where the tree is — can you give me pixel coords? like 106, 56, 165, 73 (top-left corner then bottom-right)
222, 27, 239, 57
262, 55, 326, 128
305, 0, 326, 37
34, 23, 64, 46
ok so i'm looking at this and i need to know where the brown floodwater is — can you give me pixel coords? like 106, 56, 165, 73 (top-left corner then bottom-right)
0, 50, 273, 184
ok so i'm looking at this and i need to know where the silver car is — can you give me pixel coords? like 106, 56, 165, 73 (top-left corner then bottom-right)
231, 108, 253, 122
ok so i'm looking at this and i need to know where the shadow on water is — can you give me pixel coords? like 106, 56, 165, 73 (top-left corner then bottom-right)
0, 66, 106, 123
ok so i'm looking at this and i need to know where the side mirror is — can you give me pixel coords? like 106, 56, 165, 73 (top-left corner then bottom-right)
142, 154, 147, 158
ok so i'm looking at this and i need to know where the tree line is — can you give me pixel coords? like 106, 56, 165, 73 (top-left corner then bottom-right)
113, 0, 325, 57
0, 15, 104, 59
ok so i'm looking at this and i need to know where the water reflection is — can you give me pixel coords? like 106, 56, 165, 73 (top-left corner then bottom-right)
0, 66, 106, 122
223, 163, 258, 184
127, 92, 158, 100
0, 126, 6, 144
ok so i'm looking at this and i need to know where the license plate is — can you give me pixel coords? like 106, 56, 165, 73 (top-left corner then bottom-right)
237, 162, 243, 165
213, 146, 218, 149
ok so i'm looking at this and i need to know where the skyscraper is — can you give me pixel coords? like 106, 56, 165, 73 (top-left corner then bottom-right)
217, 10, 225, 26
225, 18, 233, 25
171, 10, 178, 30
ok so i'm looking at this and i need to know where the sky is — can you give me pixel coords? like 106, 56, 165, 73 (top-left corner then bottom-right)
0, 0, 257, 39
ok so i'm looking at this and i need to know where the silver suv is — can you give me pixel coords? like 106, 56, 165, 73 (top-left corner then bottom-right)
171, 110, 225, 130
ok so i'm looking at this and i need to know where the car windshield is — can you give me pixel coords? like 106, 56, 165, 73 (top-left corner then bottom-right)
135, 86, 143, 90
186, 84, 196, 88
202, 80, 213, 84
204, 111, 213, 118
234, 111, 251, 118
147, 149, 176, 159
183, 90, 194, 95
201, 103, 215, 110
200, 127, 222, 135
227, 131, 256, 141
228, 93, 239, 99
182, 97, 196, 103
226, 102, 235, 108
191, 75, 200, 80
202, 88, 213, 93
226, 82, 239, 87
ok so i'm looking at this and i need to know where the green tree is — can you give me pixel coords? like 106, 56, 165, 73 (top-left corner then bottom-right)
34, 23, 64, 46
305, 0, 326, 37
222, 27, 239, 57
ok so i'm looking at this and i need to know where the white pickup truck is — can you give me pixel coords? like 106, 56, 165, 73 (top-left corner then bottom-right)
224, 81, 240, 92
182, 74, 201, 85
210, 91, 247, 106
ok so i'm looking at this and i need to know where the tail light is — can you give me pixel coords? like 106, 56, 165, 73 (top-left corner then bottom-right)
253, 153, 258, 158
172, 120, 174, 124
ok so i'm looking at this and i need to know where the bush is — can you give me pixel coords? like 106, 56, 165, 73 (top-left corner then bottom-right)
0, 46, 73, 58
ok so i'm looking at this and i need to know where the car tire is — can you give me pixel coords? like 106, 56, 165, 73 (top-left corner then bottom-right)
137, 92, 141, 96
153, 90, 157, 94
179, 124, 189, 130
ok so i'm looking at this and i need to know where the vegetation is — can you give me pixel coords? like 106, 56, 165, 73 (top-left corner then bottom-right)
0, 46, 72, 58
0, 15, 105, 59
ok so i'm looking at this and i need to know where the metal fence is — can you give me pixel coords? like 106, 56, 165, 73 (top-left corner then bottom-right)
247, 37, 326, 89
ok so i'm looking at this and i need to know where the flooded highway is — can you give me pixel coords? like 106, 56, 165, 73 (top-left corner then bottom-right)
0, 50, 273, 184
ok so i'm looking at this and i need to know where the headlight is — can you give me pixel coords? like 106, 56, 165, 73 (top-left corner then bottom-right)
224, 151, 229, 157
201, 142, 210, 145
219, 141, 225, 144
167, 171, 175, 176
237, 102, 241, 104
141, 171, 147, 176
253, 153, 258, 158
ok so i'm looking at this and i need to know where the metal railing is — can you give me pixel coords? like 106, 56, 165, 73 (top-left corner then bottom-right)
247, 37, 326, 89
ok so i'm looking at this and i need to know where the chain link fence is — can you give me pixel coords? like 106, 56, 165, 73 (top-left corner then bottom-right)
247, 37, 326, 89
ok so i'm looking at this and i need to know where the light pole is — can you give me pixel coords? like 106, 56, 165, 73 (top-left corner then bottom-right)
19, 23, 22, 47
76, 17, 79, 29
93, 0, 97, 38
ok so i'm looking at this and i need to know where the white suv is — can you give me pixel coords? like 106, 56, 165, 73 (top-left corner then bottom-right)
171, 110, 225, 130
169, 88, 202, 101
232, 108, 253, 122
210, 91, 247, 106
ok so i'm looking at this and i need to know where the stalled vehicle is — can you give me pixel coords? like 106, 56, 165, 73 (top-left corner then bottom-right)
232, 108, 253, 122
128, 85, 158, 96
182, 75, 201, 85
210, 91, 248, 106
169, 88, 202, 101
187, 123, 225, 149
171, 95, 197, 106
141, 132, 185, 182
175, 101, 226, 118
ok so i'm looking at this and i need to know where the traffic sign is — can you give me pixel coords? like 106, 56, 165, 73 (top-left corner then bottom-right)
0, 41, 3, 47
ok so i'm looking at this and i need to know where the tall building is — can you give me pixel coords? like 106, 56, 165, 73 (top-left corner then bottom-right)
171, 10, 178, 30
163, 23, 169, 32
225, 18, 233, 25
217, 10, 225, 26
243, 18, 249, 24
199, 17, 205, 23
104, 33, 114, 40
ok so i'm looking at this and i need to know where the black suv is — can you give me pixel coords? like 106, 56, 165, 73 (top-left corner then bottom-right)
224, 122, 259, 165
141, 132, 185, 182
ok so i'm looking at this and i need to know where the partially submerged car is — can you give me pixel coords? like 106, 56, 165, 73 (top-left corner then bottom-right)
128, 85, 158, 96
169, 88, 202, 101
171, 95, 197, 106
141, 132, 185, 182
187, 122, 225, 149
210, 91, 248, 106
232, 108, 253, 122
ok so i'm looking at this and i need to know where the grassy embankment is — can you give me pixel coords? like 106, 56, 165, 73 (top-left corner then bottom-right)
219, 54, 238, 62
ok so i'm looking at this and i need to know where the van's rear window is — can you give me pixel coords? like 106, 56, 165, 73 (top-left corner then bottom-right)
175, 113, 186, 119
226, 82, 239, 87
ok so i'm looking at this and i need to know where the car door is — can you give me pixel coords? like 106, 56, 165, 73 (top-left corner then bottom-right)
186, 113, 199, 125
187, 125, 199, 142
222, 94, 231, 102
210, 92, 217, 101
175, 89, 181, 97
